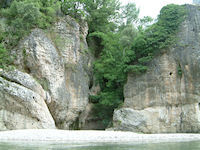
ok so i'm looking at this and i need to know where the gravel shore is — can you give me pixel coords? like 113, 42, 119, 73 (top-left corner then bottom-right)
0, 129, 200, 144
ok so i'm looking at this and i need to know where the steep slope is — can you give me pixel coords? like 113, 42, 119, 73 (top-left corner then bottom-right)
0, 16, 93, 130
113, 4, 200, 133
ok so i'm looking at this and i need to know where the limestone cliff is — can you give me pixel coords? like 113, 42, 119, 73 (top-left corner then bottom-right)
113, 4, 200, 133
0, 16, 93, 130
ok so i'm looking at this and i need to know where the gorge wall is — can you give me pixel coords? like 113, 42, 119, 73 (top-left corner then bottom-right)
0, 16, 93, 130
113, 4, 200, 133
1, 4, 200, 133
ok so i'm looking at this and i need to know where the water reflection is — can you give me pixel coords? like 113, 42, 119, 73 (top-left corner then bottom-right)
0, 141, 200, 150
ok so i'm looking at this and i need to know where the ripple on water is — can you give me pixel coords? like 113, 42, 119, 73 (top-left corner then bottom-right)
0, 141, 200, 150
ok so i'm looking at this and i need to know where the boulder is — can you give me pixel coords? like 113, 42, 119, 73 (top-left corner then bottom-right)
0, 70, 56, 130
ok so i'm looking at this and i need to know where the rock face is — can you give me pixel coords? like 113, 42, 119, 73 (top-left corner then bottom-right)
0, 16, 92, 130
0, 70, 56, 130
113, 5, 200, 133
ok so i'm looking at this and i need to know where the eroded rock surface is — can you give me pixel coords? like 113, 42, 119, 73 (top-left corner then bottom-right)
113, 5, 200, 133
0, 70, 56, 130
0, 16, 92, 130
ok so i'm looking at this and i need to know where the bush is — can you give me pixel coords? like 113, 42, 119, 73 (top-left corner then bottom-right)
1, 0, 60, 48
0, 44, 12, 69
129, 4, 186, 74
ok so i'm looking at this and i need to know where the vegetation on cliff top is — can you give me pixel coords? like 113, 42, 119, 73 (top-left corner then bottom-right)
91, 4, 186, 127
62, 0, 186, 127
0, 0, 186, 128
0, 0, 60, 48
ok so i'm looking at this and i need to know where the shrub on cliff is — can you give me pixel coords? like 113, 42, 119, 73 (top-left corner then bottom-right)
0, 0, 60, 48
0, 44, 12, 69
91, 4, 186, 127
127, 4, 186, 73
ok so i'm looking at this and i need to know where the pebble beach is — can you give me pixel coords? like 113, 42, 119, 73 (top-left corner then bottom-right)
0, 129, 200, 144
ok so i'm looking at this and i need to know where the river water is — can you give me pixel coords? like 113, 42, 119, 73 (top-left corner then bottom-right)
0, 141, 200, 150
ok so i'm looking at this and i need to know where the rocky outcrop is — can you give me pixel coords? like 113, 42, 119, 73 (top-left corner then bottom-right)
113, 5, 200, 133
0, 70, 56, 130
0, 16, 92, 130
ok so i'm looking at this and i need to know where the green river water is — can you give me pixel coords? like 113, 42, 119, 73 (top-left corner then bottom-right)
0, 141, 200, 150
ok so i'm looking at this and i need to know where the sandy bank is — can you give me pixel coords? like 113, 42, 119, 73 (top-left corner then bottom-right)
0, 129, 200, 144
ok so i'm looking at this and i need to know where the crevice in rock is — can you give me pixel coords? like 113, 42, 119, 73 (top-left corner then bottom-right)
69, 117, 80, 130
179, 112, 183, 132
24, 66, 31, 74
89, 77, 93, 90
0, 74, 39, 96
177, 63, 183, 78
0, 74, 26, 88
45, 101, 59, 128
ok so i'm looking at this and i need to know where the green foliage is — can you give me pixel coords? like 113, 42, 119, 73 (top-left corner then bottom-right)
61, 0, 85, 19
84, 2, 150, 127
121, 3, 139, 25
89, 95, 100, 103
0, 1, 187, 129
0, 0, 13, 8
125, 65, 148, 74
0, 0, 60, 48
84, 0, 120, 33
35, 77, 49, 91
178, 65, 182, 77
61, 0, 121, 56
0, 44, 12, 69
119, 25, 137, 49
91, 4, 186, 127
129, 4, 186, 74
158, 4, 186, 32
92, 26, 137, 126
92, 90, 123, 127
0, 19, 6, 43
2, 1, 41, 41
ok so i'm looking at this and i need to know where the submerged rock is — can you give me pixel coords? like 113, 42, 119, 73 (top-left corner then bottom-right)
113, 5, 200, 133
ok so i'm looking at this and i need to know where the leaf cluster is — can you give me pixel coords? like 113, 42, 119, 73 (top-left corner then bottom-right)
128, 4, 186, 74
0, 0, 60, 48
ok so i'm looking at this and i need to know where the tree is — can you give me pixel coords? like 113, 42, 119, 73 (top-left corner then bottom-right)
121, 3, 139, 25
61, 0, 120, 56
91, 2, 141, 126
84, 0, 120, 33
127, 4, 186, 74
61, 0, 85, 19
92, 32, 125, 127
